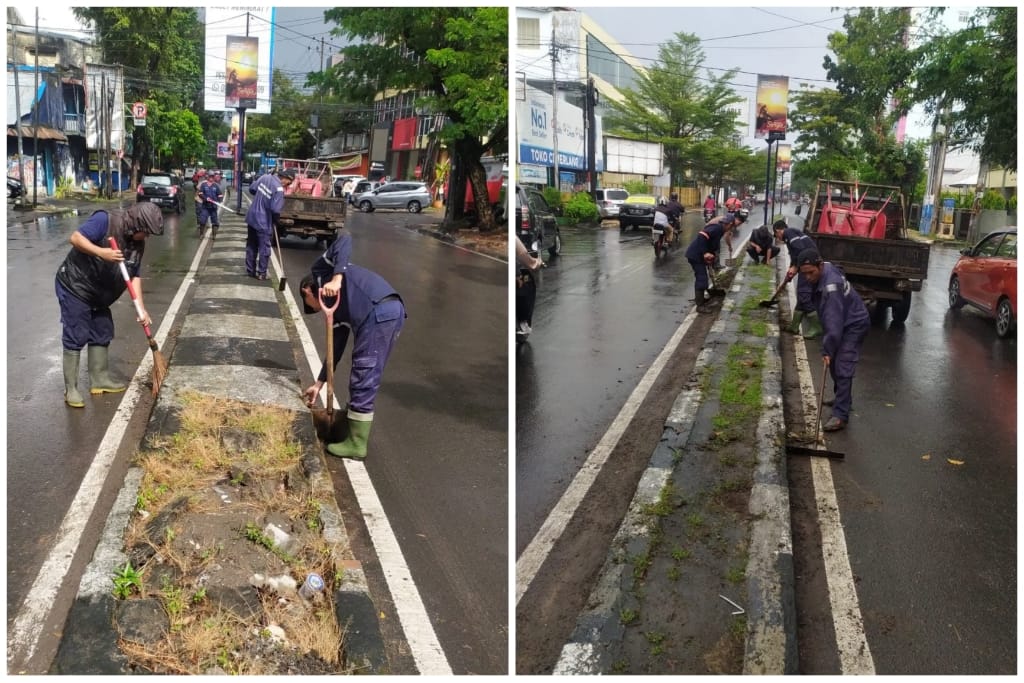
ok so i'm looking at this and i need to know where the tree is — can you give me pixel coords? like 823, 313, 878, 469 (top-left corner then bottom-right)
320, 8, 508, 231
244, 70, 317, 159
604, 32, 744, 193
912, 7, 1016, 170
149, 106, 205, 170
72, 8, 205, 180
788, 85, 861, 187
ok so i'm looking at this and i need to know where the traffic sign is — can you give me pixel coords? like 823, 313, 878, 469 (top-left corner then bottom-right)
132, 102, 147, 119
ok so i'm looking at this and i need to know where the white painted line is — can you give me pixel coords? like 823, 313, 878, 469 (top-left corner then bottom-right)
286, 282, 453, 676
786, 255, 875, 675
6, 239, 205, 670
516, 307, 698, 605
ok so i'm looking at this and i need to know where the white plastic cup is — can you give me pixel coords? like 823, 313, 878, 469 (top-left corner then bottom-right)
299, 572, 325, 600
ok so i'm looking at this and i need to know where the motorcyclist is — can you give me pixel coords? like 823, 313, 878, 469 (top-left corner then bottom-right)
725, 191, 742, 214
702, 194, 716, 220
654, 193, 685, 245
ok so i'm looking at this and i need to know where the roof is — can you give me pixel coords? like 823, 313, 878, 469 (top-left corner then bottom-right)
7, 125, 67, 141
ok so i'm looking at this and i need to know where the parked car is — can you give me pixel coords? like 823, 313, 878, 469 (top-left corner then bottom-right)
618, 194, 659, 231
136, 172, 185, 213
354, 181, 431, 213
242, 170, 255, 184
515, 185, 561, 260
593, 187, 629, 220
349, 180, 381, 205
948, 228, 1016, 338
333, 174, 365, 199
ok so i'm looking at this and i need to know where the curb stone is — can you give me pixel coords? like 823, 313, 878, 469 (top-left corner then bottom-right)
553, 259, 798, 675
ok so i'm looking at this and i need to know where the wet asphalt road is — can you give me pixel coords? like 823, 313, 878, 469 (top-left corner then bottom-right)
515, 207, 1015, 674
515, 213, 752, 554
785, 209, 1017, 674
7, 197, 508, 674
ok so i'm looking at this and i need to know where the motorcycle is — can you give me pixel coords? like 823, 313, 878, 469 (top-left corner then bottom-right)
652, 214, 680, 259
703, 208, 715, 223
7, 176, 24, 202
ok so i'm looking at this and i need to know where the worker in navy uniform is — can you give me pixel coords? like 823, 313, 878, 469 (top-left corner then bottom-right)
796, 248, 869, 431
197, 171, 224, 238
54, 202, 164, 407
685, 211, 745, 313
193, 169, 207, 225
245, 168, 294, 279
773, 219, 823, 338
746, 222, 780, 265
300, 232, 406, 459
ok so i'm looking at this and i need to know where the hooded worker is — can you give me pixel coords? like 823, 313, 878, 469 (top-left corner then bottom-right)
685, 211, 746, 313
773, 219, 823, 338
299, 232, 406, 460
55, 202, 164, 407
796, 248, 870, 431
245, 167, 294, 279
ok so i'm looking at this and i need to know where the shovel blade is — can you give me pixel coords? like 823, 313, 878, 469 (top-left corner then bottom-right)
786, 444, 845, 459
311, 408, 347, 443
708, 288, 727, 297
279, 277, 287, 292
758, 299, 779, 308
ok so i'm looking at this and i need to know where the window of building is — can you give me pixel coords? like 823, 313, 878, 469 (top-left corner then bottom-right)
586, 34, 639, 91
518, 18, 541, 49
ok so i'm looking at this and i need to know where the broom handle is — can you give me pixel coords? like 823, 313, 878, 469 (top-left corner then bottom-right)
108, 237, 153, 338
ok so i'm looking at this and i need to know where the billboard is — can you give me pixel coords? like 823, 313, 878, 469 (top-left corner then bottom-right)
83, 64, 125, 151
777, 144, 792, 172
516, 86, 601, 171
754, 74, 789, 140
224, 35, 259, 109
605, 137, 663, 176
204, 7, 274, 114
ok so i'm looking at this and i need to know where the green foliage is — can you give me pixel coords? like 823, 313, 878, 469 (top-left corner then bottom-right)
563, 192, 600, 224
1008, 195, 1017, 212
604, 32, 745, 189
54, 176, 75, 199
323, 8, 508, 230
980, 189, 1007, 211
623, 180, 650, 195
542, 187, 563, 209
244, 69, 318, 159
912, 7, 1016, 169
112, 561, 144, 599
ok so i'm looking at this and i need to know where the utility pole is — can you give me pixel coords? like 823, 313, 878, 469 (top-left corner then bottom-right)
550, 23, 559, 191
314, 36, 324, 160
32, 8, 39, 204
101, 71, 107, 197
586, 77, 597, 196
11, 22, 26, 199
235, 12, 249, 213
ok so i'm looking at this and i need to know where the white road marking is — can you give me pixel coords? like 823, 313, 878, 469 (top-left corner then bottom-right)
285, 280, 453, 676
516, 307, 698, 605
786, 258, 875, 674
6, 242, 205, 670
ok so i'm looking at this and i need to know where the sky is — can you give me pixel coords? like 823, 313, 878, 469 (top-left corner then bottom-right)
576, 6, 936, 146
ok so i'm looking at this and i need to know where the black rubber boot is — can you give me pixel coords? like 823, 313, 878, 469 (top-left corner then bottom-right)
695, 284, 712, 313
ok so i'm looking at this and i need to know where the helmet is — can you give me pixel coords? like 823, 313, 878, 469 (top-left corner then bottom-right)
657, 196, 668, 206
669, 192, 678, 202
736, 208, 750, 223
730, 191, 738, 197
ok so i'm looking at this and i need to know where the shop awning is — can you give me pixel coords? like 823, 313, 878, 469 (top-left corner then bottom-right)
7, 125, 67, 141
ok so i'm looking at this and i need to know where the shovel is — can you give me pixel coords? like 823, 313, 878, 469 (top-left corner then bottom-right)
272, 228, 287, 291
759, 272, 794, 308
787, 358, 844, 459
310, 289, 346, 442
706, 264, 727, 297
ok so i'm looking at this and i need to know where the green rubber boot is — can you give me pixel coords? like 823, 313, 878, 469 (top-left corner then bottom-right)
88, 345, 126, 395
786, 310, 804, 334
326, 411, 374, 460
63, 349, 85, 408
802, 312, 824, 339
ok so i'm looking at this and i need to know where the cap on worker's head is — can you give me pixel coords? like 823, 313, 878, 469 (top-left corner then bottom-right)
772, 219, 788, 231
797, 248, 823, 268
279, 168, 297, 180
300, 274, 317, 314
126, 201, 165, 236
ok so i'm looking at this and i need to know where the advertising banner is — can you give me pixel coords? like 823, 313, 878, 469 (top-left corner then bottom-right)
777, 144, 792, 171
204, 7, 274, 114
754, 74, 789, 140
225, 35, 259, 109
217, 142, 232, 159
83, 63, 125, 151
516, 86, 588, 170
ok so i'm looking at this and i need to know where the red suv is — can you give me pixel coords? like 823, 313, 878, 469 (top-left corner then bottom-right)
948, 228, 1016, 338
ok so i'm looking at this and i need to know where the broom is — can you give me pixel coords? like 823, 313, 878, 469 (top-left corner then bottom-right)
109, 237, 167, 396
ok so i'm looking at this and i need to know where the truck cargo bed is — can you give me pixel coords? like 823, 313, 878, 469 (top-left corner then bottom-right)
812, 232, 930, 280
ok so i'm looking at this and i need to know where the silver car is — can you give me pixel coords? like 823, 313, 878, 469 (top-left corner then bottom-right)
354, 181, 432, 213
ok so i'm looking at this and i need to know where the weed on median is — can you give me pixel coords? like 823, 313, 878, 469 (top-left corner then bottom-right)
116, 391, 348, 674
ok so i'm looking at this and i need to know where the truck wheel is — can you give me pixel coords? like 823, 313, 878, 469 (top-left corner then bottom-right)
948, 276, 966, 310
891, 292, 912, 323
360, 200, 373, 213
995, 298, 1015, 338
407, 200, 422, 213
